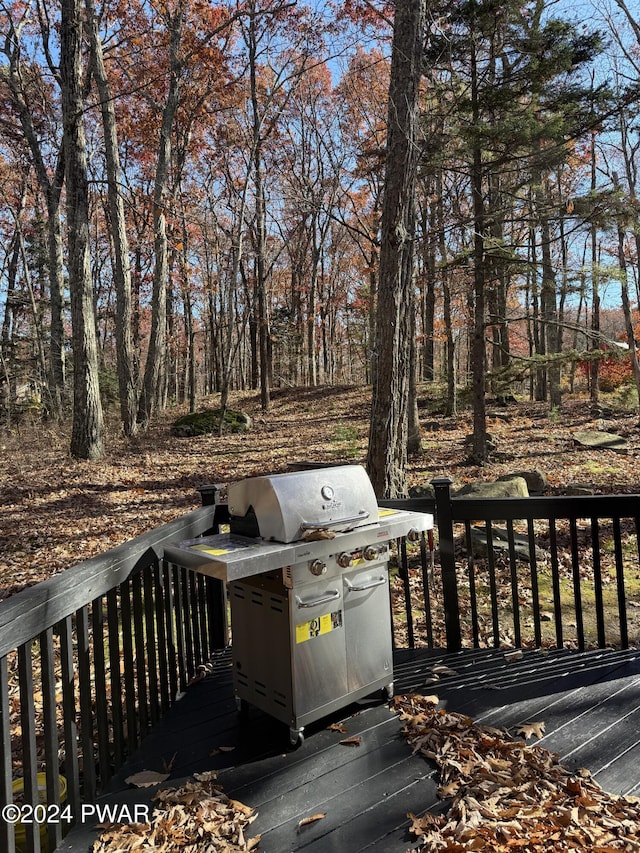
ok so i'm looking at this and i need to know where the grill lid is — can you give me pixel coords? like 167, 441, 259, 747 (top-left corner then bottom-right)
227, 465, 379, 543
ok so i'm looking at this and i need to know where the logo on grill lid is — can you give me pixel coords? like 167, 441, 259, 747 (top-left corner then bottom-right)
321, 485, 334, 501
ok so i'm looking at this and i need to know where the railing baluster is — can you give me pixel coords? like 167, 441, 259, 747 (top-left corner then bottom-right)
40, 628, 64, 852
77, 605, 96, 801
131, 572, 150, 738
154, 564, 171, 713
0, 655, 13, 853
106, 588, 124, 768
143, 569, 160, 726
419, 533, 434, 648
120, 580, 138, 751
59, 615, 80, 817
91, 597, 112, 791
181, 568, 195, 681
173, 566, 187, 692
527, 518, 542, 649
591, 518, 606, 648
164, 563, 180, 700
464, 520, 479, 648
569, 518, 585, 650
18, 642, 40, 852
399, 537, 414, 648
506, 519, 521, 649
189, 571, 203, 666
485, 521, 500, 648
549, 520, 563, 648
197, 574, 209, 662
613, 517, 629, 649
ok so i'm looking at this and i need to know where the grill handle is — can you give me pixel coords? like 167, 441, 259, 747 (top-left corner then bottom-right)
344, 576, 386, 593
300, 511, 370, 531
295, 590, 340, 609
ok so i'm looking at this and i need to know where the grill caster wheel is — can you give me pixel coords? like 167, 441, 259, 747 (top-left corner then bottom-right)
383, 682, 394, 702
288, 727, 304, 749
236, 698, 250, 721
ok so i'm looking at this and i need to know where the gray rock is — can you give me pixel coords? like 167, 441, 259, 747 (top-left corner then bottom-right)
565, 483, 596, 496
455, 476, 529, 499
469, 525, 545, 562
497, 469, 548, 495
572, 430, 627, 453
408, 483, 435, 499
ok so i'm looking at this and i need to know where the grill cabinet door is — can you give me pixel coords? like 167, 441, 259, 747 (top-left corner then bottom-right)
291, 582, 348, 717
343, 564, 393, 692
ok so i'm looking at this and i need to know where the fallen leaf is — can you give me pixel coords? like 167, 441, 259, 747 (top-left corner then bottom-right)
298, 812, 326, 828
516, 721, 546, 740
339, 737, 361, 747
125, 770, 170, 787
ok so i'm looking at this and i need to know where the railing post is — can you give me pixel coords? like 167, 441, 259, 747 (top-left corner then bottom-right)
198, 485, 230, 649
431, 477, 462, 652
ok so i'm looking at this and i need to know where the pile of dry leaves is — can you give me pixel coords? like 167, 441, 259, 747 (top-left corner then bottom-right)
393, 694, 640, 852
92, 772, 260, 853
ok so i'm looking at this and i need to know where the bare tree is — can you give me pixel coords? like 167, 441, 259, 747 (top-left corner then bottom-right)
60, 0, 104, 458
367, 0, 425, 497
86, 0, 137, 436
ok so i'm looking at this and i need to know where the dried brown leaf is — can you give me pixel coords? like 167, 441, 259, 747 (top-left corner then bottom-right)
516, 721, 546, 740
298, 812, 326, 828
125, 770, 170, 788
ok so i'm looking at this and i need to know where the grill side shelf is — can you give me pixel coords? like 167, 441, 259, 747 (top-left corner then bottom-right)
163, 509, 433, 582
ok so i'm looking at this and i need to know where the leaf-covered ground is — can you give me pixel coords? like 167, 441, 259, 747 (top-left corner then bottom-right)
1, 386, 639, 599
394, 693, 640, 852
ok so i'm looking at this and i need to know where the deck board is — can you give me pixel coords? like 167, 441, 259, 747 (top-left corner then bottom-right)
56, 646, 640, 853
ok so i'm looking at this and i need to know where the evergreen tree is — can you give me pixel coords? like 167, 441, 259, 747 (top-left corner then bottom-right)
422, 0, 606, 458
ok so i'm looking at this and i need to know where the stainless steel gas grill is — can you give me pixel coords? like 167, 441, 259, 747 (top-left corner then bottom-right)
165, 465, 433, 747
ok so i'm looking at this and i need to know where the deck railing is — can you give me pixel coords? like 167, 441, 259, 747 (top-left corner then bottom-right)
387, 479, 640, 654
0, 504, 226, 853
2, 478, 640, 851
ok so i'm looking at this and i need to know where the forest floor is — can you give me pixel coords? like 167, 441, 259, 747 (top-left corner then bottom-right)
1, 383, 640, 600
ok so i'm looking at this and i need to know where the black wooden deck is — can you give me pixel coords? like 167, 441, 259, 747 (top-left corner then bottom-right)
58, 646, 640, 853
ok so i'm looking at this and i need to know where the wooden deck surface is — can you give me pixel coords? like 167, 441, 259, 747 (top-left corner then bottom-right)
58, 645, 640, 852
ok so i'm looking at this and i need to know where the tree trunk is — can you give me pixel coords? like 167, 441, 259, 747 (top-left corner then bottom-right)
60, 0, 104, 459
536, 176, 561, 410
138, 2, 184, 425
590, 134, 600, 404
248, 5, 271, 413
614, 185, 640, 412
470, 37, 487, 462
367, 0, 424, 497
2, 28, 67, 416
86, 0, 137, 436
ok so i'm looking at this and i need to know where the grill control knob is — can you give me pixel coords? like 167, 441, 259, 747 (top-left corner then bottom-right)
407, 528, 421, 543
337, 552, 353, 568
310, 559, 327, 576
364, 545, 380, 561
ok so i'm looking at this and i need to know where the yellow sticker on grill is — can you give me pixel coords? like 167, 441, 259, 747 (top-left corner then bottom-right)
378, 509, 399, 517
191, 545, 233, 556
296, 611, 342, 644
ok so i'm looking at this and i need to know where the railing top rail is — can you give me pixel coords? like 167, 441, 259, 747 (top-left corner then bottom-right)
0, 504, 216, 658
448, 493, 640, 522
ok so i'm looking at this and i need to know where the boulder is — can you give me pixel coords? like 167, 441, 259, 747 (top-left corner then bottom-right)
565, 483, 596, 496
408, 483, 435, 500
171, 408, 252, 437
469, 525, 545, 562
455, 476, 529, 499
497, 469, 548, 495
572, 430, 627, 453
